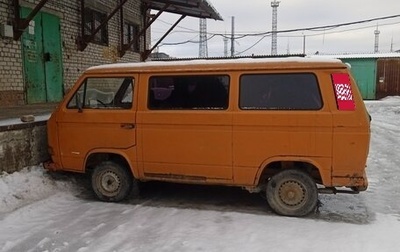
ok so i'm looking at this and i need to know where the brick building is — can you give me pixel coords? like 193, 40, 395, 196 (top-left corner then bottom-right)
0, 0, 221, 106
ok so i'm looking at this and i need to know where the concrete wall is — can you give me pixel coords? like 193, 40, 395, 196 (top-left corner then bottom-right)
0, 122, 48, 173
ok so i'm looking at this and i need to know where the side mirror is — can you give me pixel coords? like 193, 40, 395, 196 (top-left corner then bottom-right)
76, 92, 83, 113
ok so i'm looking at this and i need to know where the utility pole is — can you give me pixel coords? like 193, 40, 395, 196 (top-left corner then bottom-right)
286, 38, 290, 55
271, 0, 280, 55
390, 36, 394, 52
199, 18, 208, 57
374, 24, 380, 53
231, 16, 235, 57
223, 35, 229, 57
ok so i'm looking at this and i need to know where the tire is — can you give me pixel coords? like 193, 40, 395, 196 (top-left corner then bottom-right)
91, 161, 134, 202
266, 169, 318, 217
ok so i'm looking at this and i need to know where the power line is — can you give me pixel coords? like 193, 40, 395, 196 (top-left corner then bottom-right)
235, 21, 400, 56
274, 14, 400, 34
235, 34, 271, 56
279, 20, 400, 38
159, 34, 218, 46
154, 14, 400, 44
225, 13, 400, 39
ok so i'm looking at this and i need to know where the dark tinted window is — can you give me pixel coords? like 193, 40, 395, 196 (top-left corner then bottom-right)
84, 8, 108, 46
124, 22, 139, 52
240, 73, 322, 110
148, 75, 229, 110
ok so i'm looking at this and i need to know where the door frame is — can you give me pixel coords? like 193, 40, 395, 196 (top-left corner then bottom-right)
21, 7, 63, 104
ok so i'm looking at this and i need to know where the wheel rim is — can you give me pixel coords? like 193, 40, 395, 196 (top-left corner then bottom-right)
100, 171, 121, 196
278, 180, 306, 207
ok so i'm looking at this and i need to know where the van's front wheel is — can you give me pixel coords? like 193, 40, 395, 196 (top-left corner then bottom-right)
266, 169, 318, 217
91, 161, 133, 202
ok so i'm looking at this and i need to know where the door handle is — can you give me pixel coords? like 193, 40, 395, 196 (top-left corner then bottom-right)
44, 52, 51, 62
120, 123, 135, 129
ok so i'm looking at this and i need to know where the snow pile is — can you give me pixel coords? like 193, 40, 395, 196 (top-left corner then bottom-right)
0, 166, 75, 214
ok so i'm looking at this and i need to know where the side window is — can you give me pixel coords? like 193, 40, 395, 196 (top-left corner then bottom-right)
148, 75, 229, 110
84, 8, 108, 46
123, 22, 140, 52
67, 77, 134, 109
239, 73, 322, 110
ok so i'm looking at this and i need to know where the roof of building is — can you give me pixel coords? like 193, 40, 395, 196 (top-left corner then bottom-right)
311, 52, 400, 59
144, 0, 222, 20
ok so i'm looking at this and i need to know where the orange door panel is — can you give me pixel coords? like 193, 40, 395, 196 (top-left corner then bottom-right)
57, 76, 137, 171
138, 111, 233, 180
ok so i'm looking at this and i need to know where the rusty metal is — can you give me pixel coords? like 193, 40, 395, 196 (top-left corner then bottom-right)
142, 0, 222, 20
318, 188, 360, 195
78, 0, 85, 50
4, 0, 225, 60
376, 59, 400, 99
119, 0, 124, 57
43, 160, 58, 171
73, 0, 220, 59
12, 0, 50, 40
142, 6, 148, 60
135, 0, 223, 60
77, 0, 128, 51
119, 3, 171, 58
141, 14, 186, 61
140, 4, 170, 37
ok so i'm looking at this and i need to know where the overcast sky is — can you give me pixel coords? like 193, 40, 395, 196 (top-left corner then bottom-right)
150, 0, 400, 58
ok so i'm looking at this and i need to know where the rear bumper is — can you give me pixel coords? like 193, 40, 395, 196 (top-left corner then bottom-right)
331, 171, 368, 191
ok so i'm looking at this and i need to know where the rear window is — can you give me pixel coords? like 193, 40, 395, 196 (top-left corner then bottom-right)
239, 73, 322, 110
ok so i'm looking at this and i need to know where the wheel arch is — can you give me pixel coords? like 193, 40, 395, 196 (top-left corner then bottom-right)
84, 149, 137, 178
255, 156, 327, 187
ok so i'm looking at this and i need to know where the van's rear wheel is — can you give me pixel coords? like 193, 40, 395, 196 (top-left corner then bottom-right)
266, 169, 318, 217
91, 161, 133, 202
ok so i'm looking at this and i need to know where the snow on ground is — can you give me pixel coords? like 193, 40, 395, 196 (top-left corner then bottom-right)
1, 97, 400, 252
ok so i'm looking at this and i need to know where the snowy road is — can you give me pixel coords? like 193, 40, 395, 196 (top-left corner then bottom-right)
1, 97, 400, 252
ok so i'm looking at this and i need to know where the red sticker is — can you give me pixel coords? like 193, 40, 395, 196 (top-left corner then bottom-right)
331, 73, 355, 111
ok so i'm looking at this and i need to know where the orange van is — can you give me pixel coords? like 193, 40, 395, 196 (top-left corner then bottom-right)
44, 57, 370, 216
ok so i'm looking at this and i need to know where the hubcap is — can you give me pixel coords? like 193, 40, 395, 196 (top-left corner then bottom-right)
278, 181, 306, 207
100, 171, 121, 194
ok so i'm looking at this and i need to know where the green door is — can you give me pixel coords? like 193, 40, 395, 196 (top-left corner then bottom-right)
21, 7, 46, 103
42, 12, 63, 102
342, 58, 376, 100
21, 7, 63, 103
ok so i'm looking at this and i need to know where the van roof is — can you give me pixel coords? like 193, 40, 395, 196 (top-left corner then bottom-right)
86, 57, 345, 74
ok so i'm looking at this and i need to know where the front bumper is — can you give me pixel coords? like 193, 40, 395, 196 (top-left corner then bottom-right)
43, 159, 59, 171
